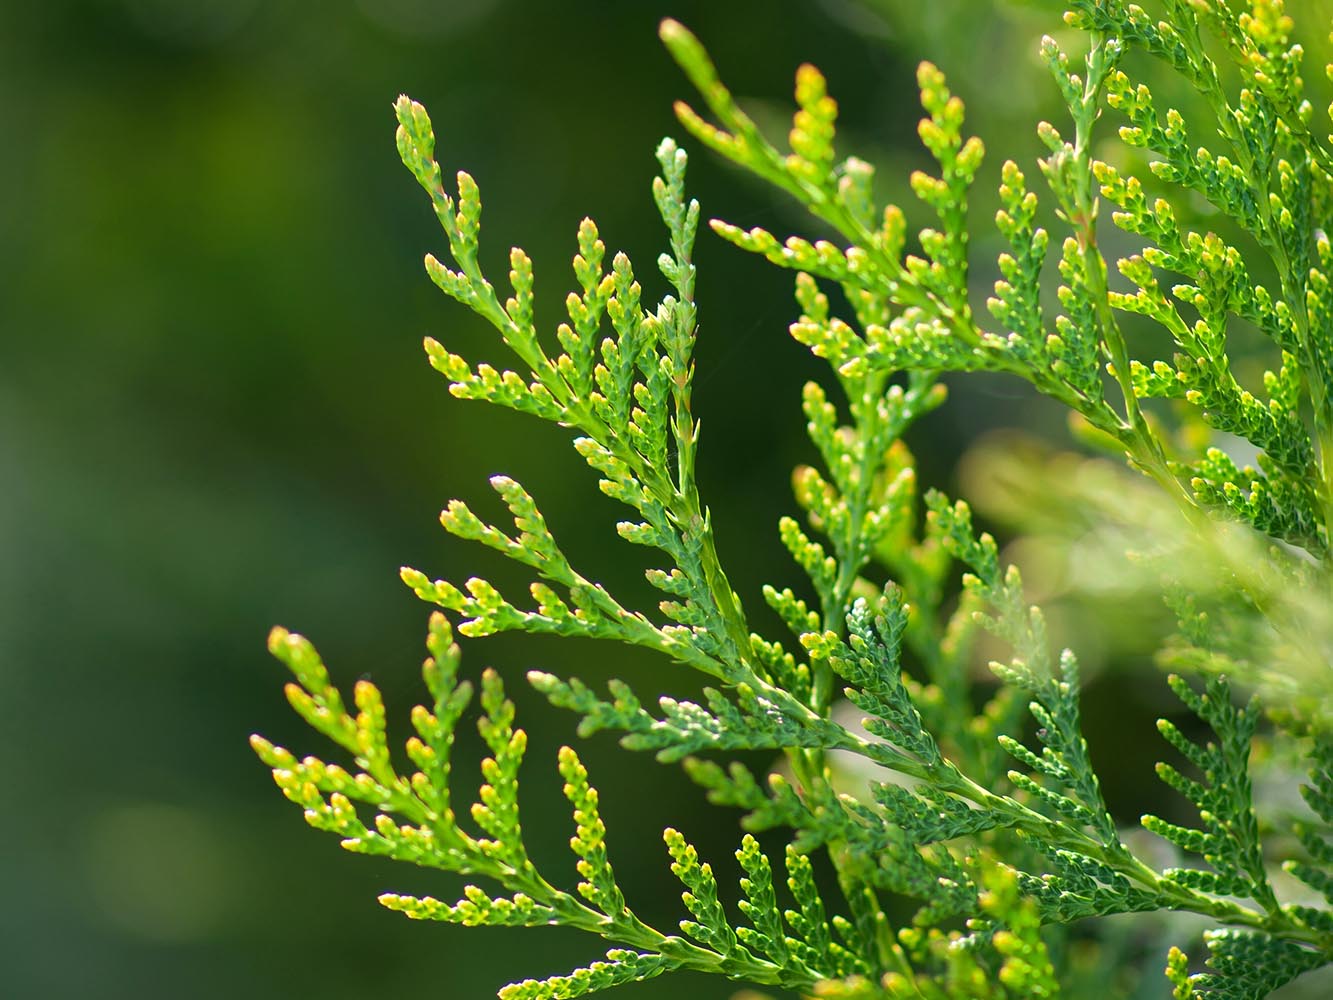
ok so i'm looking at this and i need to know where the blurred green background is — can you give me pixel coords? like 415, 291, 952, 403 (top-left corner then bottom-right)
7, 1, 1327, 997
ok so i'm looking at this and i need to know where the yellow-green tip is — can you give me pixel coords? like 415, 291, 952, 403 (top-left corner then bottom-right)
658, 18, 690, 45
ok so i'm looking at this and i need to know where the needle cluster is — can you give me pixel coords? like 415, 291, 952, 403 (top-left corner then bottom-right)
255, 3, 1333, 996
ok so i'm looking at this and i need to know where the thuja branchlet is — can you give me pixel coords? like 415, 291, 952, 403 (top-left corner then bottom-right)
254, 3, 1333, 997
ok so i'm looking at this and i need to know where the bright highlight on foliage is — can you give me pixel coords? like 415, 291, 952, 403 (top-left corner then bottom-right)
255, 2, 1333, 997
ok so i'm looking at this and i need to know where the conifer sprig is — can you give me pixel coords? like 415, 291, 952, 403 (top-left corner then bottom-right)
258, 6, 1333, 998
254, 615, 861, 998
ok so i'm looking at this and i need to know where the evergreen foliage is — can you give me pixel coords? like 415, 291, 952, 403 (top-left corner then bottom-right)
255, 2, 1333, 996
